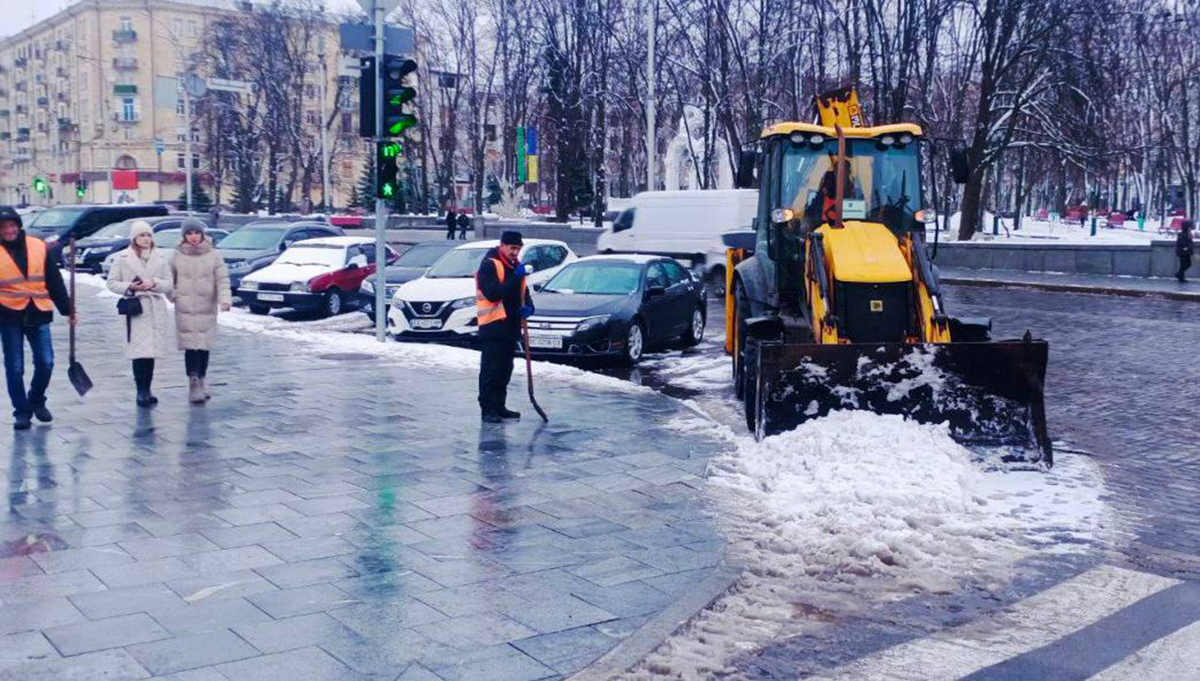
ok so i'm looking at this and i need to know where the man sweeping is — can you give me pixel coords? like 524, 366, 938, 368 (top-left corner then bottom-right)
475, 230, 534, 423
0, 206, 75, 430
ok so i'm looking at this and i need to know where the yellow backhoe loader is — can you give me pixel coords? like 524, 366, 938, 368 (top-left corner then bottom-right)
725, 88, 1052, 465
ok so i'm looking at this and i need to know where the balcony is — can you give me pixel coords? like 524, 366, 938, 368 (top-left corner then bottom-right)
57, 117, 73, 131
16, 127, 30, 139
11, 152, 31, 161
36, 97, 48, 107
113, 83, 137, 95
112, 29, 137, 43
113, 57, 138, 71
0, 110, 8, 117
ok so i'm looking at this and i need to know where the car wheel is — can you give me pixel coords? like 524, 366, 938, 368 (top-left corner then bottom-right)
623, 320, 646, 365
249, 305, 270, 316
681, 305, 705, 346
322, 289, 344, 318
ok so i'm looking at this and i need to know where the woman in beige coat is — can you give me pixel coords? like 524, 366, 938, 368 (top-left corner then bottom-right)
107, 220, 173, 406
171, 219, 231, 403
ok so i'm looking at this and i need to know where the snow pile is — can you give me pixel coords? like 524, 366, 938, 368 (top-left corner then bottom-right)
637, 410, 1114, 679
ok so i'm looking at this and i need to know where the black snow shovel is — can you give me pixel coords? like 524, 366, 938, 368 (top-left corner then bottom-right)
520, 319, 548, 422
66, 239, 93, 397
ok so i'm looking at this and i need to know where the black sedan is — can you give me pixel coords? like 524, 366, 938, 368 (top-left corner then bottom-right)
221, 220, 344, 293
356, 240, 459, 322
71, 216, 197, 273
526, 255, 707, 364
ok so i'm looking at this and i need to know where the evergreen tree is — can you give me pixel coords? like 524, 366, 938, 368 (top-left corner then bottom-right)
178, 175, 214, 212
350, 156, 376, 211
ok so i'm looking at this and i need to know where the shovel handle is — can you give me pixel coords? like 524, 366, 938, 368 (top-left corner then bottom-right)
68, 238, 76, 362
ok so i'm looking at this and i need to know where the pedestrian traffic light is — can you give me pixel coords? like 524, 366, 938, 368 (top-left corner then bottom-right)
377, 141, 402, 199
76, 179, 87, 199
33, 176, 48, 195
382, 56, 417, 137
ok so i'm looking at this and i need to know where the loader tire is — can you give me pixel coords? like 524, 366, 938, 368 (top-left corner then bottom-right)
733, 281, 749, 400
743, 338, 760, 434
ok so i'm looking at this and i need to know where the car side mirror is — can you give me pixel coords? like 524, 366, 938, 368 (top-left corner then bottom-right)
347, 262, 359, 270
950, 147, 971, 185
646, 285, 666, 298
532, 283, 543, 292
279, 242, 289, 252
735, 148, 757, 189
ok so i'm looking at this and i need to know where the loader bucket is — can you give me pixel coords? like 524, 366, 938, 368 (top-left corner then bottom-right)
751, 340, 1052, 466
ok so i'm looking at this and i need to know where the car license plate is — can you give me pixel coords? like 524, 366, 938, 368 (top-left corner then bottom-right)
257, 293, 284, 302
527, 334, 562, 349
411, 318, 442, 329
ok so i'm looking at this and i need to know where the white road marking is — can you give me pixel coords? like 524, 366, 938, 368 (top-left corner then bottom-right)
1090, 618, 1200, 680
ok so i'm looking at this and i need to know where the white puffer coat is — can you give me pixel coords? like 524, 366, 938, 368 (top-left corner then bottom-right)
107, 226, 173, 360
171, 236, 230, 350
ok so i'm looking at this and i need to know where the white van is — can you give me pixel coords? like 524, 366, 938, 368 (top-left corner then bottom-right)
596, 189, 758, 291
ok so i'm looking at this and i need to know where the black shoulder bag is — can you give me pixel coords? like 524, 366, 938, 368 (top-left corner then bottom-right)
116, 285, 143, 343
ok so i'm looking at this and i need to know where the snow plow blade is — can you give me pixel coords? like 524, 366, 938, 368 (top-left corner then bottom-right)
752, 340, 1051, 465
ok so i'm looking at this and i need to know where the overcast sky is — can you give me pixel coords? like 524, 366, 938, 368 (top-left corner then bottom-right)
0, 0, 363, 39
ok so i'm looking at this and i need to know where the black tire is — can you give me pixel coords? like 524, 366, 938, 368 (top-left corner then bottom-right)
322, 289, 344, 318
743, 338, 760, 434
623, 320, 646, 365
249, 305, 270, 316
707, 266, 726, 297
681, 305, 705, 347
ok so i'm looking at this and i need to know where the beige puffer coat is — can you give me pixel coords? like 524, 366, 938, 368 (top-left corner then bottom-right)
171, 237, 231, 350
107, 231, 173, 360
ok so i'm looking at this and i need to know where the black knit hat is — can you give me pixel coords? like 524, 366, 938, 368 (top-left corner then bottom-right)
500, 230, 523, 246
0, 205, 22, 228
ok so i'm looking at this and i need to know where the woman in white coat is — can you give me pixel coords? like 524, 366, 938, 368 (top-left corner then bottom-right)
107, 220, 173, 406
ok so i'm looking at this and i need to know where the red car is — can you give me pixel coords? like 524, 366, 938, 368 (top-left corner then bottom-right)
238, 236, 398, 317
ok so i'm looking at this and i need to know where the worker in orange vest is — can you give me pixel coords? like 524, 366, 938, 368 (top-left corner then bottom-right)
0, 206, 74, 430
475, 230, 534, 423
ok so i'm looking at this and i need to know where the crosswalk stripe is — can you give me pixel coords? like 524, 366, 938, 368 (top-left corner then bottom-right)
1090, 618, 1200, 680
809, 565, 1181, 680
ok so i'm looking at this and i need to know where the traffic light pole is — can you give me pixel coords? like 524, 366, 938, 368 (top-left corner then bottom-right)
184, 86, 193, 215
373, 0, 388, 342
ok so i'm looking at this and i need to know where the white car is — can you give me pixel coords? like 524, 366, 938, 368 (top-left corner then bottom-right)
387, 239, 577, 341
239, 236, 397, 317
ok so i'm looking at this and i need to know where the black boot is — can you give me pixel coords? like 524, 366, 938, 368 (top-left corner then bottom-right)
13, 414, 31, 430
498, 408, 521, 420
481, 411, 504, 424
31, 404, 52, 423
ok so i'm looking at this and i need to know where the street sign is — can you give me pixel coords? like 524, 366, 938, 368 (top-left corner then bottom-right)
339, 23, 413, 54
206, 78, 255, 95
182, 73, 207, 98
356, 0, 400, 14
154, 137, 165, 155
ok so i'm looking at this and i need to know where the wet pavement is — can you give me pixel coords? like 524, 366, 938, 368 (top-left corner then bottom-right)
0, 281, 730, 680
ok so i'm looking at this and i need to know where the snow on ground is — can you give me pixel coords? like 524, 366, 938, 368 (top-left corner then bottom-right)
637, 410, 1116, 680
934, 212, 1174, 245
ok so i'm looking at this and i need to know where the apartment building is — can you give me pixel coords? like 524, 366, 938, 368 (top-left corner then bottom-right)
0, 0, 364, 210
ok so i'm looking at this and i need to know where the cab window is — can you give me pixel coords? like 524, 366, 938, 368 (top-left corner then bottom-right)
613, 208, 635, 233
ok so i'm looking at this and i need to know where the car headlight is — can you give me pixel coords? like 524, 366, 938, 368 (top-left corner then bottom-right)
360, 280, 375, 295
290, 282, 308, 293
241, 281, 259, 291
44, 233, 60, 244
576, 315, 610, 333
450, 296, 475, 310
228, 261, 251, 274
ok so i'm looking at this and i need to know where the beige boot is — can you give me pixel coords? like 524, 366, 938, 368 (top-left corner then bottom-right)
200, 377, 212, 400
188, 375, 205, 404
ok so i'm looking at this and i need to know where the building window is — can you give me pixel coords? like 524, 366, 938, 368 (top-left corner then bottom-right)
304, 84, 315, 99
173, 19, 184, 38
176, 153, 199, 169
340, 111, 352, 132
176, 97, 185, 115
484, 124, 496, 142
120, 97, 135, 121
306, 110, 320, 126
437, 73, 458, 89
188, 20, 199, 38
115, 154, 137, 169
119, 17, 133, 33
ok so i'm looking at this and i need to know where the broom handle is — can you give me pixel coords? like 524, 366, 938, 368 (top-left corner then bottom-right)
68, 238, 76, 363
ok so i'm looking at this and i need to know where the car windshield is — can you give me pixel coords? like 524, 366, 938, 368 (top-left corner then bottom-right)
397, 244, 452, 268
27, 207, 87, 231
781, 137, 922, 234
426, 248, 489, 278
217, 226, 287, 250
90, 221, 134, 239
155, 230, 183, 249
275, 244, 345, 267
543, 263, 642, 295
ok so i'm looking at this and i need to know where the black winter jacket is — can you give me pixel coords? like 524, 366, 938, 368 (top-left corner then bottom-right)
1178, 229, 1195, 258
476, 247, 533, 340
0, 229, 71, 327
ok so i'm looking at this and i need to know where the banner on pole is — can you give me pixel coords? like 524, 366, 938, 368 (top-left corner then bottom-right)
527, 156, 539, 184
516, 127, 527, 184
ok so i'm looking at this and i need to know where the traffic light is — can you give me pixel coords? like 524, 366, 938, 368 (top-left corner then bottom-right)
76, 179, 87, 199
33, 176, 48, 195
382, 56, 417, 137
377, 140, 401, 199
358, 55, 418, 138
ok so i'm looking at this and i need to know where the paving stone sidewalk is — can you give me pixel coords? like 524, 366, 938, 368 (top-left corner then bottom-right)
939, 266, 1200, 301
0, 282, 730, 680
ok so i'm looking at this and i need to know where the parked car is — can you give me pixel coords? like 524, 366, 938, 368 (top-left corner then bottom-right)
357, 240, 459, 322
387, 239, 577, 342
525, 255, 706, 364
238, 236, 397, 317
596, 190, 757, 294
220, 221, 345, 293
100, 227, 230, 278
24, 204, 169, 262
73, 216, 203, 273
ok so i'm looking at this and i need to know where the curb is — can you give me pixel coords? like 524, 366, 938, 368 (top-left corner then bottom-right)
942, 276, 1200, 303
568, 564, 743, 681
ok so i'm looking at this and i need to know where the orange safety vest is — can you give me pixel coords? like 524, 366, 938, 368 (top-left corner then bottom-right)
0, 236, 54, 312
476, 256, 526, 328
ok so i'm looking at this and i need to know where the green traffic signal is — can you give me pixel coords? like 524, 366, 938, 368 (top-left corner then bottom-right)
382, 57, 418, 138
33, 176, 48, 194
